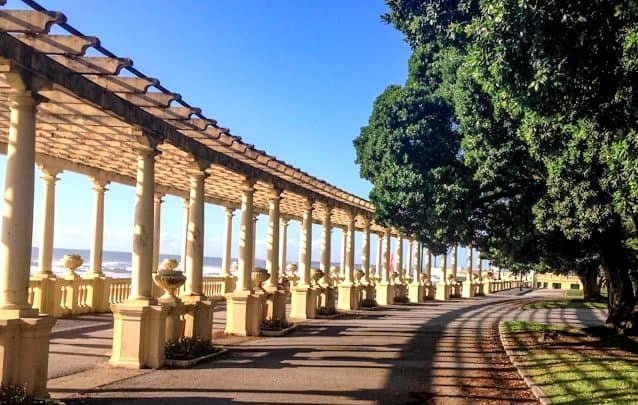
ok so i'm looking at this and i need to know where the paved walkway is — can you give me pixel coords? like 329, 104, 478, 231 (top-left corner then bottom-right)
46, 289, 606, 404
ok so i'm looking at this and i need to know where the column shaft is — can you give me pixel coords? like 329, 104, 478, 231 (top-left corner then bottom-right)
184, 171, 206, 297
441, 252, 447, 282
298, 200, 313, 285
425, 248, 432, 282
412, 241, 421, 281
396, 235, 403, 276
340, 229, 347, 277
180, 198, 189, 271
0, 92, 37, 314
344, 216, 355, 283
375, 233, 383, 279
152, 193, 163, 273
451, 245, 458, 279
37, 167, 60, 276
320, 209, 331, 273
467, 243, 473, 284
406, 239, 413, 280
130, 144, 156, 301
89, 179, 108, 275
382, 230, 391, 282
266, 191, 281, 289
237, 180, 255, 291
279, 219, 288, 274
221, 208, 234, 276
361, 221, 371, 282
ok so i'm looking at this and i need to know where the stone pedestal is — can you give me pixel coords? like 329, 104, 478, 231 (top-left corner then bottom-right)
435, 282, 450, 301
321, 286, 337, 311
408, 282, 424, 303
376, 282, 395, 305
85, 273, 110, 312
364, 284, 376, 301
183, 300, 214, 342
30, 274, 60, 317
225, 291, 263, 336
110, 302, 169, 369
461, 281, 475, 298
0, 315, 56, 398
265, 288, 287, 321
423, 282, 435, 300
290, 285, 317, 320
337, 283, 355, 311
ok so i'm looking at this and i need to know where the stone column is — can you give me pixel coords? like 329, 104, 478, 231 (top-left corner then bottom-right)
222, 207, 234, 277
451, 245, 458, 281
279, 218, 288, 275
462, 243, 475, 298
361, 218, 371, 284
129, 143, 157, 302
252, 215, 258, 270
0, 90, 38, 316
338, 213, 357, 310
152, 193, 163, 274
290, 198, 316, 320
225, 178, 261, 336
237, 179, 255, 292
407, 239, 413, 282
320, 208, 332, 274
265, 188, 282, 290
408, 239, 423, 303
375, 232, 383, 281
376, 229, 394, 305
0, 87, 56, 398
424, 247, 434, 299
395, 235, 403, 277
340, 227, 347, 279
183, 167, 207, 300
88, 179, 109, 276
435, 250, 450, 301
36, 166, 61, 277
180, 198, 189, 272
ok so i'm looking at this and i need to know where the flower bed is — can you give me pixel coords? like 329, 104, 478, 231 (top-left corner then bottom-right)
164, 337, 225, 368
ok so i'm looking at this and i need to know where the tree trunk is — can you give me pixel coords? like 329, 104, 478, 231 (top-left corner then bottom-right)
578, 264, 601, 301
599, 235, 637, 334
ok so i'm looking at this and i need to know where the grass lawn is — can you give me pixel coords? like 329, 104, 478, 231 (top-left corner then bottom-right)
502, 320, 638, 404
523, 298, 607, 310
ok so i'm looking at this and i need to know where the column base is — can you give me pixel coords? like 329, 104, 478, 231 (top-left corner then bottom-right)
320, 286, 337, 312
375, 282, 395, 305
364, 284, 376, 301
290, 285, 317, 320
461, 281, 475, 298
337, 283, 354, 311
224, 290, 263, 336
0, 315, 56, 398
435, 282, 450, 301
408, 282, 424, 303
265, 287, 287, 322
110, 302, 170, 369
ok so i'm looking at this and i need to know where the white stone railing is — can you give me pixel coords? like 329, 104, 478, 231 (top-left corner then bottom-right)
108, 278, 131, 305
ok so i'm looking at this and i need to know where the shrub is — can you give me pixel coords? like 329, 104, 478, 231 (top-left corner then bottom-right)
394, 295, 410, 304
0, 384, 33, 405
261, 317, 291, 330
165, 336, 218, 360
361, 298, 378, 308
317, 306, 337, 316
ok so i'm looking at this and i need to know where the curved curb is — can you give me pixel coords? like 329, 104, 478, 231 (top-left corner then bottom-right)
498, 322, 552, 405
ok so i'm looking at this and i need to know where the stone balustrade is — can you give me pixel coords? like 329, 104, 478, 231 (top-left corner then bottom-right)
27, 274, 235, 318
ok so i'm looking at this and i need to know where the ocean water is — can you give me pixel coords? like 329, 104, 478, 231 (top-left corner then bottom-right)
29, 248, 330, 279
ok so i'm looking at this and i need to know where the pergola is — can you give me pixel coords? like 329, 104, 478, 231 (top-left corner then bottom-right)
0, 1, 521, 399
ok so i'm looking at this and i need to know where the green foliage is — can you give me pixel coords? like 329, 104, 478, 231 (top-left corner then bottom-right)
0, 384, 33, 405
261, 318, 292, 330
164, 337, 218, 361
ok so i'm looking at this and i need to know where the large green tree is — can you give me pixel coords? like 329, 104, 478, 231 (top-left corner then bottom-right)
355, 0, 637, 330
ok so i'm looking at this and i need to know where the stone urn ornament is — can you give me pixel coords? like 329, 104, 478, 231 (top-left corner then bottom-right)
310, 268, 324, 287
61, 254, 83, 276
391, 271, 400, 282
251, 267, 270, 292
153, 258, 185, 303
354, 269, 365, 283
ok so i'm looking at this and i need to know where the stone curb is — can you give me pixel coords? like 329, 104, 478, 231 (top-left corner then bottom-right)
260, 323, 298, 337
498, 322, 552, 405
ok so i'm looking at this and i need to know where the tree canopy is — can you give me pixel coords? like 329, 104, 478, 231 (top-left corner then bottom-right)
354, 0, 638, 332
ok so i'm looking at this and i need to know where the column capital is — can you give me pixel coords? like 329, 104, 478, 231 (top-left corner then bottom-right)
241, 176, 257, 191
302, 197, 314, 211
7, 89, 38, 108
267, 185, 283, 200
39, 165, 62, 182
154, 192, 165, 204
91, 176, 110, 191
280, 217, 290, 227
131, 127, 163, 152
224, 206, 236, 217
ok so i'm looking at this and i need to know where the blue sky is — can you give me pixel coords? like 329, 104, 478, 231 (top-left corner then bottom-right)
2, 0, 477, 267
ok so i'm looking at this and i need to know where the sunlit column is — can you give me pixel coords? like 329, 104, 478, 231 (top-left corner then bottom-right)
180, 197, 189, 271
406, 238, 413, 280
152, 192, 163, 273
320, 207, 332, 273
129, 139, 158, 301
441, 250, 448, 282
279, 218, 289, 274
298, 198, 313, 285
451, 244, 458, 280
412, 240, 421, 281
340, 227, 347, 277
361, 218, 371, 283
222, 207, 235, 277
344, 213, 355, 283
478, 253, 483, 281
36, 166, 61, 277
467, 243, 473, 285
425, 247, 432, 283
89, 178, 109, 276
252, 214, 258, 270
382, 230, 391, 282
0, 90, 37, 315
395, 234, 403, 277
266, 188, 282, 289
376, 232, 383, 279
237, 178, 255, 291
184, 168, 207, 298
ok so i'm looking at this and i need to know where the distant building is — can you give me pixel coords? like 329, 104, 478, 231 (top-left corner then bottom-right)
533, 272, 583, 290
